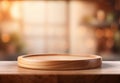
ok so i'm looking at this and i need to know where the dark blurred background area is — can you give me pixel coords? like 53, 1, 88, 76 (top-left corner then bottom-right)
0, 0, 119, 61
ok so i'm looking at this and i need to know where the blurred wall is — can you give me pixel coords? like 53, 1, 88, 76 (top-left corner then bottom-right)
69, 1, 97, 54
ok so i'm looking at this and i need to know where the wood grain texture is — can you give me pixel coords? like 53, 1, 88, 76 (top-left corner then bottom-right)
0, 61, 120, 75
0, 75, 119, 83
17, 54, 102, 70
0, 61, 120, 83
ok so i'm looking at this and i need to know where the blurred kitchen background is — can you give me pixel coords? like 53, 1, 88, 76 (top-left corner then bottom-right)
0, 0, 119, 61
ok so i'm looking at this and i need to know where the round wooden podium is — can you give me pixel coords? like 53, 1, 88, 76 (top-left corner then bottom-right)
18, 54, 102, 70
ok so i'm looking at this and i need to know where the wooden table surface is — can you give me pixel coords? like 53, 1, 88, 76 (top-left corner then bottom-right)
0, 61, 120, 75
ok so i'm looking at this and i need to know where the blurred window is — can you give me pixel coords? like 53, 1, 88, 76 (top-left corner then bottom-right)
21, 1, 68, 53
